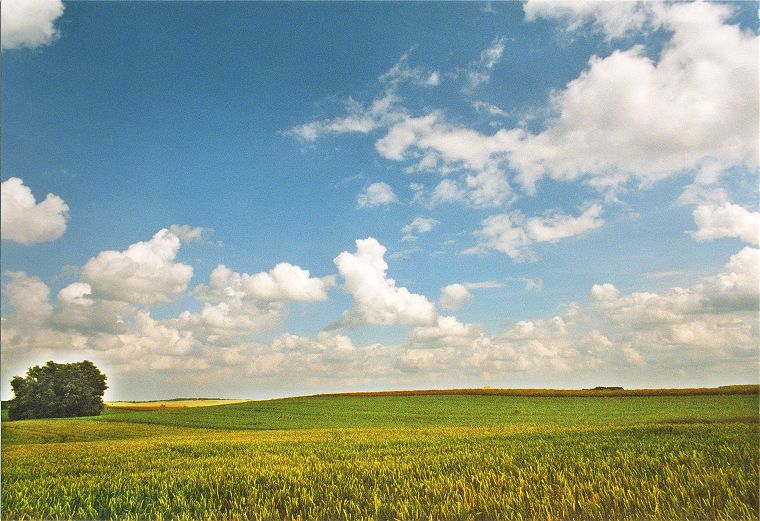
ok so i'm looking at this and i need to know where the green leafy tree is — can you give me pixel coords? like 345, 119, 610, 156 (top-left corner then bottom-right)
7, 361, 108, 420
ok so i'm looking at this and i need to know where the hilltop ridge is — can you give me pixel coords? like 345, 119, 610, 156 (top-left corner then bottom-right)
304, 384, 759, 399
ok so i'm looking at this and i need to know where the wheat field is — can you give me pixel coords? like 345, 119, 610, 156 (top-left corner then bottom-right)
2, 390, 758, 520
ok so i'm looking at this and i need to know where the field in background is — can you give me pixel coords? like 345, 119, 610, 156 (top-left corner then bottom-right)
309, 384, 759, 398
95, 392, 759, 431
106, 399, 247, 410
2, 389, 758, 519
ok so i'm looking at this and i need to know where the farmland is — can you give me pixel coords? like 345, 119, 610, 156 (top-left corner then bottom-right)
106, 399, 248, 410
2, 388, 758, 520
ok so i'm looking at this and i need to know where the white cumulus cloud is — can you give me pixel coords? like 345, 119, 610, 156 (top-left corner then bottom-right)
183, 262, 333, 341
376, 112, 518, 207
1, 0, 64, 51
591, 247, 759, 350
1, 177, 69, 244
411, 315, 481, 346
116, 311, 195, 357
196, 263, 333, 304
525, 203, 604, 243
511, 1, 758, 192
334, 237, 437, 326
185, 283, 280, 342
287, 1, 755, 213
691, 202, 759, 246
357, 182, 398, 208
430, 179, 467, 206
53, 281, 133, 334
178, 301, 282, 342
243, 263, 335, 302
439, 283, 472, 311
81, 229, 193, 305
4, 271, 53, 323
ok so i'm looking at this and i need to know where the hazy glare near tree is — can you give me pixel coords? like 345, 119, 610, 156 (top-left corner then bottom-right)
7, 360, 108, 420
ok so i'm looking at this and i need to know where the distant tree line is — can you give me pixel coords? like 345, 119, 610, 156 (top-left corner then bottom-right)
7, 360, 108, 420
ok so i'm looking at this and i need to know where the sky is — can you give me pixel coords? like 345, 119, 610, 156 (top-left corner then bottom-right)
1, 0, 758, 400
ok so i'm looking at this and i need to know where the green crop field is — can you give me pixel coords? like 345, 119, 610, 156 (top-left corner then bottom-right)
97, 392, 758, 430
2, 389, 759, 520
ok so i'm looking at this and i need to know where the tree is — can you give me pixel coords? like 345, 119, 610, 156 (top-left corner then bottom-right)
7, 360, 108, 420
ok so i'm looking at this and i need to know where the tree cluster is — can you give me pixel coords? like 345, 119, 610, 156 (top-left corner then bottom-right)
7, 360, 108, 420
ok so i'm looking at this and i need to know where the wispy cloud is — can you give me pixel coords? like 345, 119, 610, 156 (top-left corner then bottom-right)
169, 224, 213, 244
401, 217, 439, 242
465, 204, 604, 260
464, 36, 507, 91
379, 53, 441, 89
512, 277, 543, 292
472, 100, 509, 117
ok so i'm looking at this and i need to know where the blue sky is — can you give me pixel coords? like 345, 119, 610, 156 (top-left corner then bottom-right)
1, 0, 758, 400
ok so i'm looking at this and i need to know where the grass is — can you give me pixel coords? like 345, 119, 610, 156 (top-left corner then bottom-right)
2, 389, 758, 520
